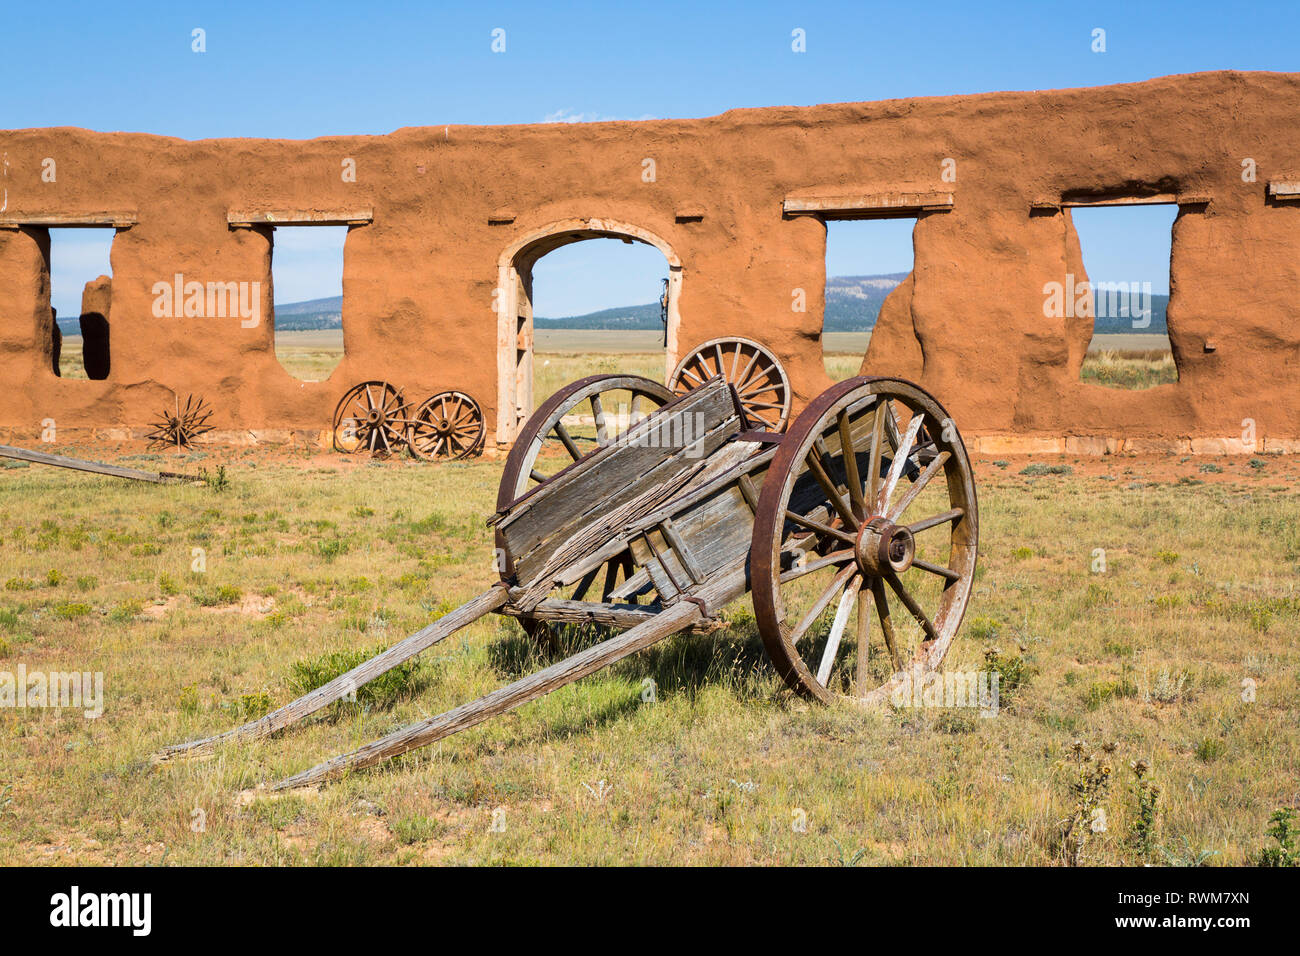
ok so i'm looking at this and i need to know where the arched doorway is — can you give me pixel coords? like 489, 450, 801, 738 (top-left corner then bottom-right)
495, 218, 682, 446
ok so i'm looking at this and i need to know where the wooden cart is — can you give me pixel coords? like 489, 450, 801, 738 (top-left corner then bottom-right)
161, 372, 978, 789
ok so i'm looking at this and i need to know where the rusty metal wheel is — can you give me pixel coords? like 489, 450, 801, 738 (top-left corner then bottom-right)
751, 377, 978, 706
407, 391, 485, 461
668, 336, 791, 431
496, 374, 673, 648
332, 381, 410, 455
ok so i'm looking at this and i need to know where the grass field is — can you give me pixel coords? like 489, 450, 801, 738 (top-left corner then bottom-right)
11, 334, 1296, 866
57, 330, 1179, 392
1, 421, 1298, 865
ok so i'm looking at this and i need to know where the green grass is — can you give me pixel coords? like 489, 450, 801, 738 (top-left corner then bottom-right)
0, 405, 1297, 864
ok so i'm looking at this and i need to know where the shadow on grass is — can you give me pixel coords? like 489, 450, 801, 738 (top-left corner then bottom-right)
486, 610, 776, 701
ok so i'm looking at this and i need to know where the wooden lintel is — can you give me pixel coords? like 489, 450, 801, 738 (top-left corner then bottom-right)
783, 191, 954, 218
1036, 193, 1211, 213
1267, 181, 1300, 200
0, 212, 137, 229
227, 208, 373, 228
674, 208, 705, 222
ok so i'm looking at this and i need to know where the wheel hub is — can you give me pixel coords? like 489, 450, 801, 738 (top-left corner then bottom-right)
855, 517, 915, 576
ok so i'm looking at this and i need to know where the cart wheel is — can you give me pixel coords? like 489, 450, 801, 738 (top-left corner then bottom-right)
668, 336, 791, 432
750, 377, 978, 705
497, 374, 674, 505
407, 391, 485, 461
497, 374, 673, 649
332, 381, 410, 455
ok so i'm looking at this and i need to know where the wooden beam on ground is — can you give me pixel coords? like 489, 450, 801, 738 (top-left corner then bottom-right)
156, 586, 510, 760
0, 444, 188, 484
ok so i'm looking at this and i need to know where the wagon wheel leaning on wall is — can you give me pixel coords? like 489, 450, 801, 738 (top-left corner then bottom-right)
750, 376, 979, 706
332, 381, 410, 455
668, 336, 792, 432
406, 391, 486, 461
496, 373, 674, 648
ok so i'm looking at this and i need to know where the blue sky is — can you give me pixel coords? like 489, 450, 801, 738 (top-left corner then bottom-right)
9, 0, 1289, 317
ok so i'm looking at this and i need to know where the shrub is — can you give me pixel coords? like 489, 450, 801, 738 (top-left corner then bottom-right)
1057, 740, 1114, 866
201, 465, 230, 492
1020, 463, 1073, 477
1126, 760, 1161, 856
1252, 808, 1299, 867
223, 691, 272, 721
392, 815, 442, 845
984, 647, 1033, 707
287, 643, 427, 712
109, 599, 144, 623
54, 602, 92, 620
1194, 737, 1225, 763
1085, 664, 1138, 710
193, 585, 242, 607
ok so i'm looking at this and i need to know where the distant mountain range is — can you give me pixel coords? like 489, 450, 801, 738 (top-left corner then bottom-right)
54, 279, 1168, 335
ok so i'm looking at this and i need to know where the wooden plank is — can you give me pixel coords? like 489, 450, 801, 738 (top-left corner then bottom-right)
1268, 181, 1300, 200
503, 387, 742, 583
783, 191, 953, 217
272, 598, 707, 790
227, 208, 373, 227
156, 586, 509, 759
0, 444, 184, 483
512, 597, 724, 634
659, 517, 704, 584
0, 211, 137, 229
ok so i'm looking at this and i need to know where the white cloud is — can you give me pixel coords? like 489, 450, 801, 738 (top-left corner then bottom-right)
542, 109, 657, 123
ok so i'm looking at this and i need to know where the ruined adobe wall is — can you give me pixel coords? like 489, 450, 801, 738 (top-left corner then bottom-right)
1, 70, 1298, 450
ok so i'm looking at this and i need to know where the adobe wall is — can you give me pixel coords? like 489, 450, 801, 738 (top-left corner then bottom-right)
1, 70, 1298, 451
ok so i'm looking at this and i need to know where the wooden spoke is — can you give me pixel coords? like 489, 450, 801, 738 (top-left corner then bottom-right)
888, 450, 951, 522
805, 450, 858, 530
783, 509, 857, 547
871, 576, 905, 672
854, 586, 871, 697
789, 564, 857, 646
876, 413, 924, 513
591, 394, 608, 446
866, 400, 886, 504
554, 421, 583, 461
906, 508, 965, 534
910, 558, 962, 583
816, 576, 860, 685
837, 408, 866, 519
779, 548, 854, 583
886, 572, 940, 643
